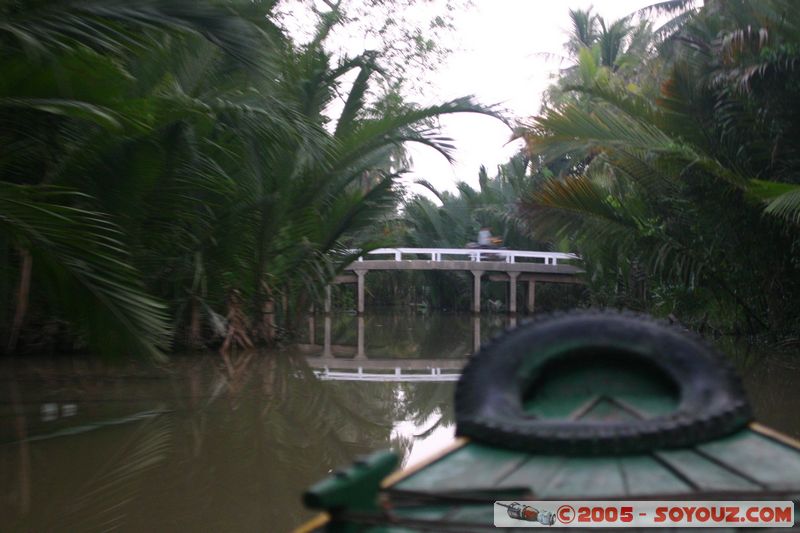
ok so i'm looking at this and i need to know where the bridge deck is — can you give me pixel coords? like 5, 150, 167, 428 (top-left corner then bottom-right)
345, 259, 583, 275
329, 247, 583, 314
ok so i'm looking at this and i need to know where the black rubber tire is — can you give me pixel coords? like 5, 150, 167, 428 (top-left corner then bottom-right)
454, 311, 752, 455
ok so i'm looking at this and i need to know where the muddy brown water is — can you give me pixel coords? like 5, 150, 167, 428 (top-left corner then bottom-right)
2, 312, 798, 532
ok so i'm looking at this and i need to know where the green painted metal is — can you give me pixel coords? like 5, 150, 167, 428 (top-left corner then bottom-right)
304, 450, 398, 512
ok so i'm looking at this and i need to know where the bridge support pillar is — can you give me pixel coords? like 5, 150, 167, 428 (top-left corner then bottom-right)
356, 316, 366, 358
471, 270, 483, 314
508, 272, 519, 314
322, 316, 332, 357
324, 285, 332, 314
355, 270, 366, 315
526, 279, 536, 314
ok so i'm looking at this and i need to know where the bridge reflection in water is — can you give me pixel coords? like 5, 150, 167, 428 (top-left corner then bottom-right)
296, 314, 516, 382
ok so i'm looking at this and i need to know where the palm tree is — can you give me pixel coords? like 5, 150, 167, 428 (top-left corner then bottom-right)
518, 0, 800, 332
0, 0, 266, 358
0, 0, 496, 356
545, 8, 660, 110
398, 155, 549, 310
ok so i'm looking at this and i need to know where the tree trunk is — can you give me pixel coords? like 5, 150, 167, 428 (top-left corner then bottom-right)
188, 297, 202, 349
220, 289, 253, 357
262, 299, 275, 343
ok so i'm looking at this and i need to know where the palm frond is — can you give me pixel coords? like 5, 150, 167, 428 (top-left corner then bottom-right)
526, 101, 749, 188
331, 98, 499, 173
763, 185, 800, 224
413, 179, 445, 204
0, 1, 265, 65
0, 183, 170, 359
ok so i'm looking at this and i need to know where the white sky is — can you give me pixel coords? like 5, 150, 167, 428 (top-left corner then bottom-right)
399, 0, 664, 195
279, 0, 665, 196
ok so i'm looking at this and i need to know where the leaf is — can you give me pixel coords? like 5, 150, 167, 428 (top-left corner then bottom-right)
0, 98, 123, 130
0, 183, 171, 359
763, 186, 800, 224
747, 179, 799, 201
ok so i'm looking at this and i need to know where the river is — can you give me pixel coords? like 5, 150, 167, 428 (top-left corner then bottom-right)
2, 311, 799, 532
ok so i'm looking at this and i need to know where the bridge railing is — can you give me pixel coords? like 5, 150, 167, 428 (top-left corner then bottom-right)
353, 247, 579, 265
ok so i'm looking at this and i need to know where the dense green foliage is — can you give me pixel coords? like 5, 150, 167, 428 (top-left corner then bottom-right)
0, 0, 491, 357
520, 0, 800, 335
378, 158, 585, 312
404, 156, 536, 251
5, 0, 799, 353
385, 157, 536, 310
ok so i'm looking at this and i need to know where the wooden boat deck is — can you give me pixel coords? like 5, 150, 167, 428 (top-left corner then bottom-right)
299, 401, 800, 531
389, 425, 800, 500
390, 390, 800, 500
377, 428, 800, 530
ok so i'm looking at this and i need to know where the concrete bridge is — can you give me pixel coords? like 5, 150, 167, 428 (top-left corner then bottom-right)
325, 247, 583, 314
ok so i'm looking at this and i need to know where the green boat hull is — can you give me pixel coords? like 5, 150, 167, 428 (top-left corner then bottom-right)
299, 313, 800, 531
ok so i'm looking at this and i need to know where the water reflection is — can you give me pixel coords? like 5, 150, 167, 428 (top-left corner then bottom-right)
1, 313, 514, 532
298, 312, 506, 360
299, 315, 475, 381
1, 312, 798, 532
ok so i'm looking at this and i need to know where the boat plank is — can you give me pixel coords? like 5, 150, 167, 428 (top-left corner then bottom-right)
495, 456, 565, 493
696, 430, 800, 490
444, 505, 494, 524
393, 444, 524, 492
619, 455, 693, 496
655, 449, 760, 492
613, 394, 677, 417
526, 396, 590, 419
538, 457, 626, 497
579, 398, 639, 421
391, 505, 451, 521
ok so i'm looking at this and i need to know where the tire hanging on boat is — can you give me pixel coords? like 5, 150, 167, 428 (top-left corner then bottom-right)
454, 311, 752, 455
